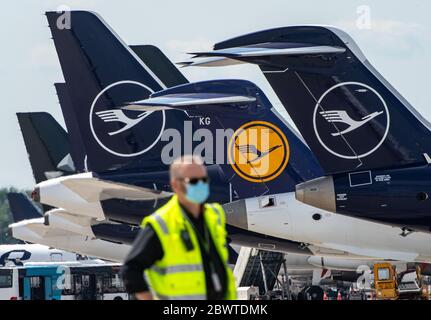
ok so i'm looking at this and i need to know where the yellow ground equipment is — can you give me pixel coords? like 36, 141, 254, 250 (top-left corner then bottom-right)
374, 263, 397, 300
374, 263, 429, 300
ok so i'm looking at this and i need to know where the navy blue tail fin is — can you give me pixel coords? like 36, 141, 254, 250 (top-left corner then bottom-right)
7, 193, 42, 222
54, 83, 86, 172
46, 11, 190, 173
130, 45, 189, 88
17, 112, 74, 184
124, 79, 323, 198
191, 26, 431, 174
54, 46, 187, 173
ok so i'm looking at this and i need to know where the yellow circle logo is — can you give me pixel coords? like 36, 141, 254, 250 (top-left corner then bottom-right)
228, 121, 290, 183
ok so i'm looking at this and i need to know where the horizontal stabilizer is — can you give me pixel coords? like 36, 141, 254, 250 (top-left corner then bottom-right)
177, 57, 244, 67
124, 92, 256, 111
188, 43, 345, 66
10, 218, 78, 239
60, 175, 172, 202
191, 44, 345, 58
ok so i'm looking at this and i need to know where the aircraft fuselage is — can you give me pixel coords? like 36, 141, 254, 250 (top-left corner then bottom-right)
297, 163, 431, 232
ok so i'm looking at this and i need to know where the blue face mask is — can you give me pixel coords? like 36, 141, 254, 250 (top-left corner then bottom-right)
185, 181, 210, 204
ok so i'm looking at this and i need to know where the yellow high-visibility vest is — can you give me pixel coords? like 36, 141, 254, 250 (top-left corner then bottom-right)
141, 195, 237, 300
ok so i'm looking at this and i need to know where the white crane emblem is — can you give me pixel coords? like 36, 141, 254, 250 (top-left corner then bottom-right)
320, 110, 384, 136
95, 110, 154, 136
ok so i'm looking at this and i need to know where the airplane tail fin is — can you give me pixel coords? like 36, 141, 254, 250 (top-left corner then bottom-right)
129, 45, 189, 88
17, 112, 74, 183
189, 26, 431, 174
54, 45, 187, 173
54, 83, 86, 172
7, 193, 42, 222
46, 11, 189, 172
124, 79, 323, 198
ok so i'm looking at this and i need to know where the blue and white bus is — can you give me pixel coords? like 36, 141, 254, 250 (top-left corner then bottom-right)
0, 262, 129, 300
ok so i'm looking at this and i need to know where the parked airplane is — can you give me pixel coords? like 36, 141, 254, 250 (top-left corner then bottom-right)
35, 11, 234, 223
8, 193, 132, 262
4, 194, 421, 290
186, 25, 431, 233
126, 79, 431, 263
15, 112, 319, 260
35, 11, 320, 222
8, 188, 353, 263
17, 112, 140, 237
8, 194, 402, 287
3, 194, 89, 265
28, 11, 431, 263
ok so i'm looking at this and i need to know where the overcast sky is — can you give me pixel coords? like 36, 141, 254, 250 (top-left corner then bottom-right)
1, 0, 430, 188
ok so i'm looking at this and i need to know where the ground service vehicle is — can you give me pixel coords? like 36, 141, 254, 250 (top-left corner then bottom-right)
374, 263, 429, 300
374, 263, 398, 300
0, 262, 128, 300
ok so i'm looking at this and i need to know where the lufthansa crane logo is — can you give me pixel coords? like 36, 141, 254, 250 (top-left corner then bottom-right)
95, 109, 156, 136
313, 82, 390, 160
228, 121, 290, 183
319, 110, 384, 136
89, 80, 166, 157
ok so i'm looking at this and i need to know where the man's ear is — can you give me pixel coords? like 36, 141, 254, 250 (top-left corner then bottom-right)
171, 178, 178, 193
171, 178, 183, 194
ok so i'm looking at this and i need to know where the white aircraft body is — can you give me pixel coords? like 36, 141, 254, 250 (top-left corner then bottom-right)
34, 174, 431, 263
34, 172, 170, 221
224, 192, 431, 263
9, 218, 129, 262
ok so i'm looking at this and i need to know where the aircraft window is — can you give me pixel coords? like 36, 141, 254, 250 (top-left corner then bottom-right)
259, 196, 276, 208
312, 214, 322, 221
417, 192, 429, 201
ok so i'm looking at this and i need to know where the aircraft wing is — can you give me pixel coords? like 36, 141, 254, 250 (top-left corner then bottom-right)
61, 176, 172, 202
